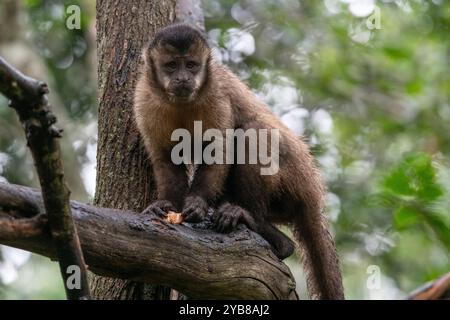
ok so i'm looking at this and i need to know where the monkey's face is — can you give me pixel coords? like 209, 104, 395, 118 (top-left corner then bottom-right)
156, 54, 206, 101
147, 24, 210, 104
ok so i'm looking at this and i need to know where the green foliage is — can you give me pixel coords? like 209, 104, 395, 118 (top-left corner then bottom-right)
383, 154, 443, 201
205, 0, 450, 298
379, 153, 450, 249
25, 0, 95, 119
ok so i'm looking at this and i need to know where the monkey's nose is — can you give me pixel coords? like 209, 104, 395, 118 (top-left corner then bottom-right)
176, 78, 189, 84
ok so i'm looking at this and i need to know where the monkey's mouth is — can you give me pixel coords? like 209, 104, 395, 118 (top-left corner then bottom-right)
169, 84, 195, 99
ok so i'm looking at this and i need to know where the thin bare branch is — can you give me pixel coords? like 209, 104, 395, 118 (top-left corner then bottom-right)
0, 56, 91, 300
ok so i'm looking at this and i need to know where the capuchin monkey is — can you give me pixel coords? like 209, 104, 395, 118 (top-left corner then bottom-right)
133, 24, 344, 299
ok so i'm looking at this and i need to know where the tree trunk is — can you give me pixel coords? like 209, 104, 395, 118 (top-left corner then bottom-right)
91, 0, 177, 299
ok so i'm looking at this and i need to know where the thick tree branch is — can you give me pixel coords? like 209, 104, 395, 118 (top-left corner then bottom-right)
0, 56, 91, 299
0, 182, 298, 300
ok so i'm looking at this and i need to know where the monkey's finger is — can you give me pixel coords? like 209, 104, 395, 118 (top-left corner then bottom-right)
184, 208, 203, 222
212, 214, 220, 224
225, 213, 237, 233
196, 209, 206, 221
218, 215, 231, 233
154, 207, 168, 217
225, 223, 234, 233
213, 208, 228, 230
222, 216, 232, 233
225, 214, 237, 232
212, 216, 221, 230
183, 211, 194, 222
230, 213, 239, 231
215, 215, 225, 232
182, 206, 194, 215
211, 210, 220, 223
218, 203, 231, 212
162, 204, 176, 212
241, 211, 258, 231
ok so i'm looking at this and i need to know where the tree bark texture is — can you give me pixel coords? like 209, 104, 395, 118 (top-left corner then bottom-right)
92, 0, 178, 299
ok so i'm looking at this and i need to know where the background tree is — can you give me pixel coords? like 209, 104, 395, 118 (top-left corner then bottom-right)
90, 0, 176, 300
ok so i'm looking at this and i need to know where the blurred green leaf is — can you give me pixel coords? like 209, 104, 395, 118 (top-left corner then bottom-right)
423, 212, 450, 250
24, 0, 42, 9
383, 153, 443, 202
394, 206, 420, 229
383, 46, 410, 60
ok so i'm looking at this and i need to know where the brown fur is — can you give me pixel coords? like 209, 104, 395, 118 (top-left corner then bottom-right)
133, 24, 344, 299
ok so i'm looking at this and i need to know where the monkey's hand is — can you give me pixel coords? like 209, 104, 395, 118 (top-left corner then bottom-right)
212, 203, 258, 233
182, 195, 208, 223
142, 200, 176, 217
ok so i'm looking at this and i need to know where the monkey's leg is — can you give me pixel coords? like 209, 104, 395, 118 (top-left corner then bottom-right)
213, 202, 295, 259
214, 159, 295, 259
260, 223, 295, 260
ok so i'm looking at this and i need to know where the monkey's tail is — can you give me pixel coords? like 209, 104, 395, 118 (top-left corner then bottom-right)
293, 206, 345, 300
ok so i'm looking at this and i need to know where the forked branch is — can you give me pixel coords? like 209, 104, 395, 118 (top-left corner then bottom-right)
0, 56, 91, 299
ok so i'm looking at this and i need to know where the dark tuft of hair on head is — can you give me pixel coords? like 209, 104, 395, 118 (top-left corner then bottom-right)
149, 24, 209, 53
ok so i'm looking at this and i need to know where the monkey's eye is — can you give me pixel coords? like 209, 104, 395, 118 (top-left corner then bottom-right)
164, 61, 177, 71
186, 61, 199, 70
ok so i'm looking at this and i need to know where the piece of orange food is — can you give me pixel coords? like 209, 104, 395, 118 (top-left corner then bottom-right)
165, 211, 184, 224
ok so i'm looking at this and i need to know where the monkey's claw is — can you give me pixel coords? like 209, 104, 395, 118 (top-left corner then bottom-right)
142, 200, 175, 217
182, 195, 208, 223
213, 203, 257, 233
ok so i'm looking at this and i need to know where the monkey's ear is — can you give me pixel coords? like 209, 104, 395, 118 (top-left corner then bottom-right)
142, 47, 154, 69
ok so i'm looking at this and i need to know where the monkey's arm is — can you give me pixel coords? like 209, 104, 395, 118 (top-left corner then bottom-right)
190, 162, 229, 203
148, 148, 189, 212
183, 163, 230, 222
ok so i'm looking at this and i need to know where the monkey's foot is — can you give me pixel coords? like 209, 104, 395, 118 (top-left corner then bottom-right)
182, 195, 208, 223
142, 200, 175, 217
259, 224, 296, 260
271, 236, 295, 260
212, 203, 257, 233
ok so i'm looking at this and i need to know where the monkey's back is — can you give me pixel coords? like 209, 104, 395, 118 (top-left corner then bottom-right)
214, 63, 325, 207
